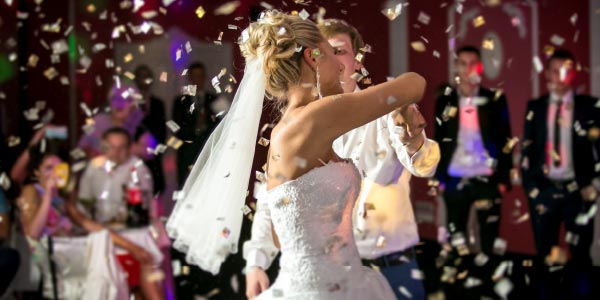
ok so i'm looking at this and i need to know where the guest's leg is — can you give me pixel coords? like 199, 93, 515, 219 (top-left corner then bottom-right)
563, 192, 594, 299
528, 186, 565, 300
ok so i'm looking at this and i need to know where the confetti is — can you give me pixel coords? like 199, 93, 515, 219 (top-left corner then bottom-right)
195, 6, 206, 18
214, 1, 241, 16
502, 137, 519, 154
166, 137, 182, 150
185, 41, 192, 53
494, 278, 513, 299
482, 38, 494, 50
258, 137, 270, 147
174, 47, 183, 60
381, 3, 403, 21
298, 9, 309, 20
533, 56, 543, 73
182, 85, 197, 96
376, 235, 386, 248
550, 34, 565, 46
493, 238, 507, 255
398, 286, 412, 298
473, 15, 485, 27
474, 253, 489, 266
570, 13, 578, 25
43, 67, 58, 80
410, 41, 426, 52
464, 277, 483, 288
166, 120, 180, 133
417, 11, 431, 25
241, 205, 252, 215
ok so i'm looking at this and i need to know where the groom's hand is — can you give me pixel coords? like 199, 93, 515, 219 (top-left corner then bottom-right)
246, 267, 270, 298
391, 104, 426, 154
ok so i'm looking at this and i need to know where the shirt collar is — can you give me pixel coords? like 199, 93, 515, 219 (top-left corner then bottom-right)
550, 89, 574, 104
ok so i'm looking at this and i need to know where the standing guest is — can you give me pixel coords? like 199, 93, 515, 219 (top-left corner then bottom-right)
433, 46, 513, 298
521, 49, 600, 300
244, 18, 440, 300
172, 62, 221, 188
134, 65, 167, 195
77, 127, 164, 300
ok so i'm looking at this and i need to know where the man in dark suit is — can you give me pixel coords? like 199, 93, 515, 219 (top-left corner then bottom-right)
135, 65, 167, 194
434, 45, 513, 298
172, 62, 219, 188
521, 49, 600, 299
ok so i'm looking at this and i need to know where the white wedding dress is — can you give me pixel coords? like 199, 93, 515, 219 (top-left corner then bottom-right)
255, 161, 397, 300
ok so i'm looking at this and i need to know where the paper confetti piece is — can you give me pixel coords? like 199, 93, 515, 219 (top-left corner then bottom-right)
44, 67, 58, 80
167, 136, 183, 149
418, 11, 430, 25
570, 13, 578, 25
214, 1, 241, 15
381, 3, 402, 20
298, 9, 309, 20
533, 56, 543, 73
27, 54, 39, 67
411, 41, 426, 52
550, 34, 565, 46
473, 15, 485, 27
195, 6, 206, 18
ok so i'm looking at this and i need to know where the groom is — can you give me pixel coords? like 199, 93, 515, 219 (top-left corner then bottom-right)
244, 19, 440, 300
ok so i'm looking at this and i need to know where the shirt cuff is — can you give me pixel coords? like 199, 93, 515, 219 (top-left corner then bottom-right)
245, 249, 270, 270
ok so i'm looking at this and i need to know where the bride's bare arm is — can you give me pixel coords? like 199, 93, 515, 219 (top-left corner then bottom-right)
301, 72, 426, 141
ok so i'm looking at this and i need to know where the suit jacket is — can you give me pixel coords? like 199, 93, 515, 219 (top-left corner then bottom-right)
434, 86, 513, 186
521, 93, 600, 193
172, 92, 219, 187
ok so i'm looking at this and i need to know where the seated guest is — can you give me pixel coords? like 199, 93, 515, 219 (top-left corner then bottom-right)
78, 83, 155, 160
77, 127, 164, 300
16, 145, 129, 299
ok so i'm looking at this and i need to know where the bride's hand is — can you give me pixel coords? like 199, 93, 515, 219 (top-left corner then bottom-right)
246, 267, 270, 298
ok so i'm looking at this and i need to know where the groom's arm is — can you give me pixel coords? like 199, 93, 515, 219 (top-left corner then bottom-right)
243, 186, 279, 270
385, 113, 440, 178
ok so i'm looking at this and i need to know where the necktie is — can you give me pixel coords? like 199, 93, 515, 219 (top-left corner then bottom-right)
553, 100, 563, 167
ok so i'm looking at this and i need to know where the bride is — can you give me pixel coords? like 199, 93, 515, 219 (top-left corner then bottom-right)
167, 10, 426, 300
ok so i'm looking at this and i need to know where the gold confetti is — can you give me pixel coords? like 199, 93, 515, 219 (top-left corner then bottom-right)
482, 38, 494, 50
503, 137, 519, 154
167, 136, 183, 149
123, 53, 133, 63
381, 3, 402, 21
258, 137, 270, 147
588, 127, 600, 141
7, 136, 20, 147
376, 235, 386, 248
43, 67, 58, 80
195, 6, 206, 18
182, 265, 190, 275
410, 41, 426, 52
27, 54, 39, 67
473, 15, 485, 28
214, 1, 241, 15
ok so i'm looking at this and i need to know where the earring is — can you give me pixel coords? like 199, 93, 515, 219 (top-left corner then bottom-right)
315, 64, 323, 99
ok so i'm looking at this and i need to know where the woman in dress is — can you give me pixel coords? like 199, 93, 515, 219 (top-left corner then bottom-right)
167, 10, 426, 300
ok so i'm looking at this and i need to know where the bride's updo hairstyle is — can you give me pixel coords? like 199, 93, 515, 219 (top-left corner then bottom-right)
239, 10, 323, 100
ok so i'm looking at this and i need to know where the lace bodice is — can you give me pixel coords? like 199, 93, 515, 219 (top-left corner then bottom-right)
257, 162, 396, 299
